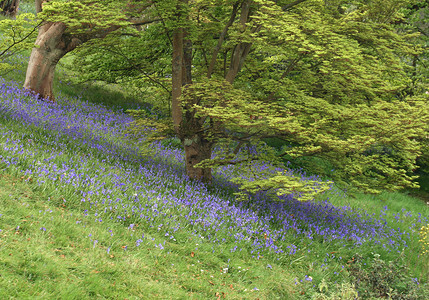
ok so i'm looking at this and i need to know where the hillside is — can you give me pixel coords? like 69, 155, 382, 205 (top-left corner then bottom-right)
0, 75, 428, 299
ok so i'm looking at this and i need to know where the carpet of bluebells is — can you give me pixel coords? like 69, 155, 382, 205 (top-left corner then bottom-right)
0, 77, 427, 264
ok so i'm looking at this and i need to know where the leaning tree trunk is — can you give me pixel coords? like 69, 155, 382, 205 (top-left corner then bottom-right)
23, 22, 80, 101
0, 0, 19, 17
23, 0, 119, 101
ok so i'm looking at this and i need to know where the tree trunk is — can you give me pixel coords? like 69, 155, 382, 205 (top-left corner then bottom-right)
180, 32, 214, 182
0, 0, 19, 17
225, 0, 253, 83
24, 2, 63, 101
23, 22, 80, 101
170, 0, 213, 183
23, 1, 119, 101
183, 134, 213, 182
172, 27, 184, 129
179, 34, 214, 182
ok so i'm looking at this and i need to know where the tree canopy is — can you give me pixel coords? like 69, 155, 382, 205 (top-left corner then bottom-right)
6, 0, 429, 200
0, 9, 38, 75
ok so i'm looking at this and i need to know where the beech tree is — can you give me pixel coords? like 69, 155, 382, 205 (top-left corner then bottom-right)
156, 0, 428, 196
23, 0, 130, 100
400, 0, 429, 175
51, 0, 429, 198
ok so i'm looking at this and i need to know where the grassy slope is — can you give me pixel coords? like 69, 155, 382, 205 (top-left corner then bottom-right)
0, 174, 300, 299
0, 32, 428, 299
0, 63, 301, 299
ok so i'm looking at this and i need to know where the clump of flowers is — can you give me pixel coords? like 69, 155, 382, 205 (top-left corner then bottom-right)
420, 224, 429, 255
419, 223, 429, 281
0, 78, 428, 264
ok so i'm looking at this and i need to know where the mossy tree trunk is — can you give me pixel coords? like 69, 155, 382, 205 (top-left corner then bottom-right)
172, 3, 214, 182
171, 0, 253, 183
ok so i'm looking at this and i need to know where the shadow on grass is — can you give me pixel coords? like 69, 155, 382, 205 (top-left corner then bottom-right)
54, 79, 149, 112
407, 172, 429, 203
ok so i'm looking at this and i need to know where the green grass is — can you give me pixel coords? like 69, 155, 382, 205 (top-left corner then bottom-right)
0, 92, 427, 299
0, 115, 300, 298
0, 174, 302, 299
316, 188, 429, 280
1, 173, 427, 298
0, 95, 301, 298
1, 18, 429, 298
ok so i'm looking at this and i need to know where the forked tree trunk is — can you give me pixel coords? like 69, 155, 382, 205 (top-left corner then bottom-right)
0, 0, 19, 17
171, 0, 214, 183
171, 0, 254, 183
23, 22, 80, 101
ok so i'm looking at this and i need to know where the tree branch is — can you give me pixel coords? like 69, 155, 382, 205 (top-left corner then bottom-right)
281, 0, 309, 11
0, 21, 42, 58
130, 18, 162, 27
225, 0, 253, 83
207, 1, 239, 78
415, 25, 429, 37
102, 46, 171, 93
35, 0, 43, 14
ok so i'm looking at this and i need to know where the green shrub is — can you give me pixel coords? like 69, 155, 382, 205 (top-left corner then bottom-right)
311, 280, 359, 300
347, 253, 429, 299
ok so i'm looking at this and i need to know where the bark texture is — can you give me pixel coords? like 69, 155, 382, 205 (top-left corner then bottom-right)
172, 0, 256, 183
0, 0, 19, 17
172, 27, 184, 129
175, 30, 214, 182
24, 0, 119, 101
23, 22, 80, 101
171, 0, 215, 182
183, 134, 213, 182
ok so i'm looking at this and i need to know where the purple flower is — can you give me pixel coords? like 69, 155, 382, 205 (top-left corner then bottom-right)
0, 77, 426, 269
